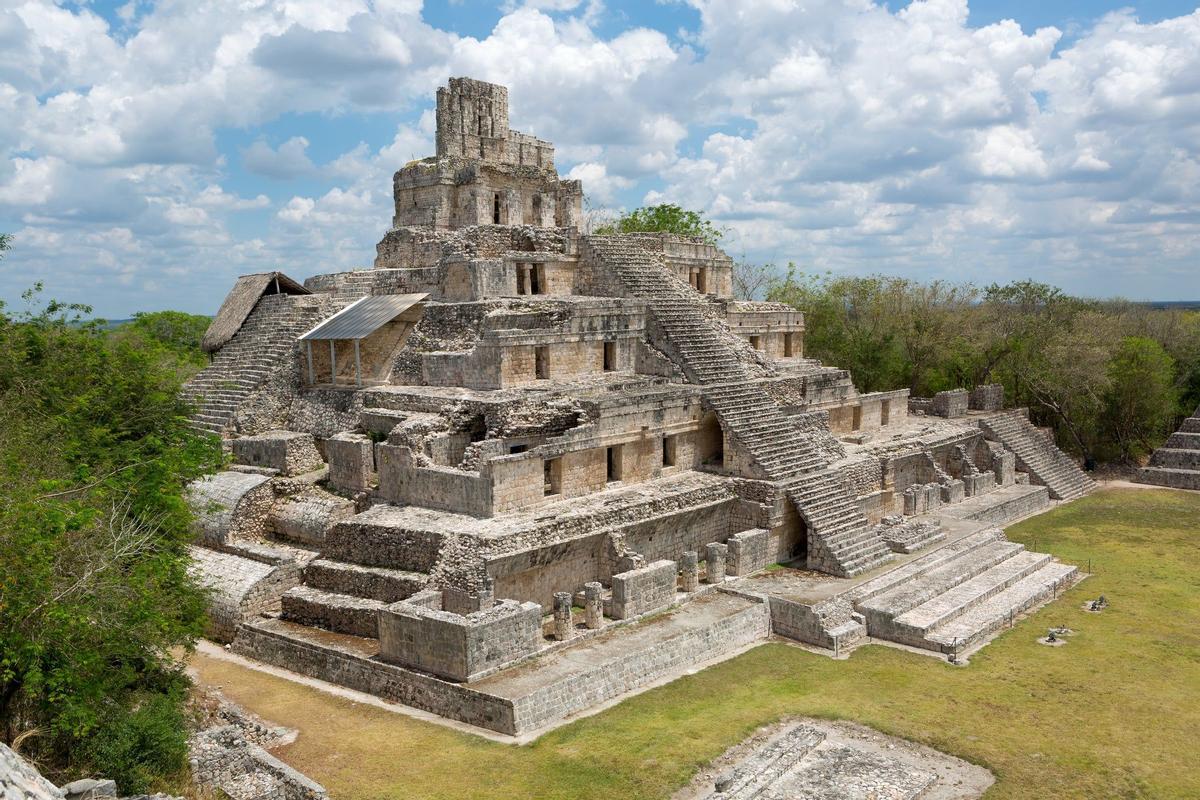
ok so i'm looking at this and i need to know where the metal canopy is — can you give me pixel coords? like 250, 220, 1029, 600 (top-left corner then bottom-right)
300, 293, 427, 341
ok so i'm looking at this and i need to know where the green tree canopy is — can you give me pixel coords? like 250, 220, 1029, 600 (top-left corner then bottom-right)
0, 284, 222, 790
594, 204, 724, 245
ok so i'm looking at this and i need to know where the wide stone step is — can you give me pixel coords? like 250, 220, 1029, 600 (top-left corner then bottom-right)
858, 538, 1023, 621
280, 585, 385, 638
889, 549, 1052, 640
925, 562, 1079, 652
303, 559, 427, 603
1136, 466, 1200, 490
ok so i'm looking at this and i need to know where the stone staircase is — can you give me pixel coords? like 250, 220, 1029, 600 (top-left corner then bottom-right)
977, 410, 1097, 501
582, 235, 892, 577
1137, 406, 1200, 490
183, 294, 328, 435
276, 512, 433, 638
849, 528, 1079, 654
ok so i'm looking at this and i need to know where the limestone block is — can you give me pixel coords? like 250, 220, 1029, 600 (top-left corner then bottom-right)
931, 390, 969, 419
270, 489, 355, 545
609, 560, 677, 619
1, 742, 65, 800
187, 471, 274, 546
727, 529, 770, 576
326, 432, 375, 492
378, 595, 542, 682
969, 384, 1004, 411
992, 450, 1016, 485
940, 479, 965, 504
232, 430, 323, 476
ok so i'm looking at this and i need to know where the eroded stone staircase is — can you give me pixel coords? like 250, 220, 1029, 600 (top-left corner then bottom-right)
277, 509, 434, 638
977, 410, 1096, 500
582, 235, 892, 577
183, 294, 328, 435
848, 528, 1079, 654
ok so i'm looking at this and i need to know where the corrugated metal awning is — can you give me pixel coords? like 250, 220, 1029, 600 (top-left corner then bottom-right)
300, 294, 427, 341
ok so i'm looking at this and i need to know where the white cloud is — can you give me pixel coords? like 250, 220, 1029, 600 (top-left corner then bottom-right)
242, 136, 317, 179
1, 0, 1199, 315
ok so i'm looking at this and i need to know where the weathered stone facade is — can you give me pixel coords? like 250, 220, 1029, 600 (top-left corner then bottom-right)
183, 77, 1094, 736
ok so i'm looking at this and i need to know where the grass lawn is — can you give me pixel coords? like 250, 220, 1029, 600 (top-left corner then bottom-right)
190, 488, 1200, 800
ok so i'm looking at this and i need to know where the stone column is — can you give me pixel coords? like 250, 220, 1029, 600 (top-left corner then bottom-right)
706, 543, 727, 584
553, 592, 574, 641
583, 582, 603, 629
680, 551, 699, 593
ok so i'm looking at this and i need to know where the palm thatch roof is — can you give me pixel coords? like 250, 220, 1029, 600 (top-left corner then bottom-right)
201, 271, 310, 353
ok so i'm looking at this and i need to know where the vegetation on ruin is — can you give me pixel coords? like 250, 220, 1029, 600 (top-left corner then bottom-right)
191, 487, 1200, 800
594, 203, 725, 245
0, 279, 222, 790
765, 270, 1200, 465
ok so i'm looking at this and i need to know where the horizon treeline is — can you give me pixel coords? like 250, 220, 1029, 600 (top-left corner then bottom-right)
758, 267, 1199, 466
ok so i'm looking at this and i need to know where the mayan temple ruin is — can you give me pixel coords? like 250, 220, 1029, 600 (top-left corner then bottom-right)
184, 77, 1096, 737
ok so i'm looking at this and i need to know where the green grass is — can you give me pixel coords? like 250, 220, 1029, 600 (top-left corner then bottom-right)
191, 488, 1200, 799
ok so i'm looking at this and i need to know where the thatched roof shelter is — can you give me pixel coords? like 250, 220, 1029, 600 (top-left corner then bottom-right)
201, 272, 310, 353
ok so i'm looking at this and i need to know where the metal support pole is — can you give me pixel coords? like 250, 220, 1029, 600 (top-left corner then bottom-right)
306, 340, 314, 386
354, 339, 362, 387
329, 340, 337, 386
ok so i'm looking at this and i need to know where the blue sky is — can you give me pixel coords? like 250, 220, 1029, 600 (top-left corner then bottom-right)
1, 0, 1199, 317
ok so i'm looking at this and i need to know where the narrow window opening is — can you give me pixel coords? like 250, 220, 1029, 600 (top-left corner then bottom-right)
697, 268, 708, 293
603, 341, 617, 372
784, 333, 794, 358
509, 444, 527, 454
517, 264, 528, 295
544, 458, 562, 496
881, 400, 891, 427
606, 445, 623, 482
535, 346, 549, 380
662, 435, 677, 467
852, 405, 863, 431
493, 193, 501, 224
530, 264, 543, 295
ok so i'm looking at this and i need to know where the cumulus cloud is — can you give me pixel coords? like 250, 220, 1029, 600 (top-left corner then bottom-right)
242, 136, 317, 179
1, 0, 1198, 315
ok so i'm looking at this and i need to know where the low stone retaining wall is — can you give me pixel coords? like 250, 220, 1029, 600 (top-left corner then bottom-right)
507, 595, 770, 734
232, 620, 518, 734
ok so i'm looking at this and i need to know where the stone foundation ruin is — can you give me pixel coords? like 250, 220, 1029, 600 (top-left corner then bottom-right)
183, 77, 1094, 737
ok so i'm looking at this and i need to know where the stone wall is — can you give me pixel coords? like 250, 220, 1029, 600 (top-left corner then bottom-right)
506, 596, 769, 734
189, 546, 302, 642
325, 432, 375, 492
609, 559, 677, 619
377, 591, 542, 681
232, 431, 323, 476
232, 621, 517, 733
727, 529, 771, 576
969, 384, 1004, 411
188, 471, 275, 547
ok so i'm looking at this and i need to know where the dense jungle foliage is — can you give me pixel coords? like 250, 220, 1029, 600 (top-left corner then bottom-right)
0, 232, 221, 791
765, 269, 1198, 465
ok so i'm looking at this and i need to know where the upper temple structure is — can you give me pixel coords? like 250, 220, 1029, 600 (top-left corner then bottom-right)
184, 78, 1095, 737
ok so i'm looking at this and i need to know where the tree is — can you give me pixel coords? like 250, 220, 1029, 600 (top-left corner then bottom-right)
121, 310, 211, 369
731, 260, 780, 301
0, 286, 222, 791
1102, 337, 1177, 463
594, 203, 725, 245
